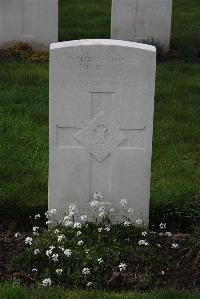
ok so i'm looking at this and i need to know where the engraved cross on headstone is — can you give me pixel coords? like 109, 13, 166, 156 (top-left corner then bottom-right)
56, 92, 146, 202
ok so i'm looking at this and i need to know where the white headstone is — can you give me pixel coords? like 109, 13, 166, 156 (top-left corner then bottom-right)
49, 39, 156, 225
111, 0, 172, 54
0, 0, 58, 51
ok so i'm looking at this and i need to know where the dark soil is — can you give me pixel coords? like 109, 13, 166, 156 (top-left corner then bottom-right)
0, 223, 32, 283
0, 225, 200, 290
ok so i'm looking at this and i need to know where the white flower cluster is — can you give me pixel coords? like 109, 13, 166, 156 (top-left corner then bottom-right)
89, 192, 103, 207
82, 267, 90, 275
33, 226, 39, 236
42, 278, 51, 286
119, 262, 127, 272
24, 192, 181, 288
64, 249, 72, 257
138, 239, 149, 246
120, 198, 127, 208
69, 204, 78, 217
25, 237, 33, 245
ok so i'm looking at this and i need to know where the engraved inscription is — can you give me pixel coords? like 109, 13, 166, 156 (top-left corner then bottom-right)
74, 112, 127, 162
53, 54, 148, 89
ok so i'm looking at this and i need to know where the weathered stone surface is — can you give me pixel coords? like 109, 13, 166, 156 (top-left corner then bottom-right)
111, 0, 172, 53
49, 39, 156, 224
0, 0, 58, 51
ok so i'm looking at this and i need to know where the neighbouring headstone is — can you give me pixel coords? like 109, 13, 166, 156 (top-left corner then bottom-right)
0, 0, 58, 51
49, 39, 156, 225
111, 0, 172, 54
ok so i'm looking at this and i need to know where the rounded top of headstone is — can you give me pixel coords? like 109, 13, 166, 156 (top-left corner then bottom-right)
50, 39, 156, 53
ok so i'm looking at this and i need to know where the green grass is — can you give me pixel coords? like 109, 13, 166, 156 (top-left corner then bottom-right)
151, 62, 200, 223
0, 61, 199, 226
171, 0, 200, 61
0, 284, 200, 299
59, 0, 200, 61
0, 0, 200, 227
59, 0, 111, 41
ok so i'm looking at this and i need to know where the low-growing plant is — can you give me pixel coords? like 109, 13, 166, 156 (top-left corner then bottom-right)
0, 42, 49, 63
12, 193, 183, 290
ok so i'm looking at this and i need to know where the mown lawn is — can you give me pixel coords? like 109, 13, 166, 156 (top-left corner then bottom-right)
0, 0, 199, 227
0, 285, 200, 299
59, 0, 200, 61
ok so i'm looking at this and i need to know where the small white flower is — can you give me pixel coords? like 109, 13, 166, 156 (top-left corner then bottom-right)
52, 253, 58, 262
33, 226, 39, 232
49, 209, 56, 215
85, 249, 89, 254
77, 230, 82, 236
25, 237, 33, 245
82, 268, 90, 275
32, 268, 38, 272
127, 208, 135, 214
159, 223, 166, 229
64, 249, 72, 257
69, 204, 78, 213
46, 249, 52, 257
97, 258, 103, 264
34, 248, 40, 255
74, 222, 82, 229
69, 211, 75, 217
94, 192, 103, 201
172, 243, 179, 249
99, 206, 106, 212
104, 227, 110, 232
64, 220, 73, 227
89, 200, 100, 207
98, 227, 103, 233
156, 243, 161, 248
141, 231, 147, 237
81, 215, 88, 221
119, 262, 127, 271
42, 278, 51, 286
32, 226, 39, 236
124, 221, 130, 227
159, 232, 164, 236
78, 240, 84, 246
49, 245, 55, 250
86, 281, 93, 286
56, 268, 63, 275
165, 231, 172, 237
54, 229, 60, 234
138, 240, 149, 246
34, 213, 41, 219
99, 211, 106, 218
161, 271, 165, 275
46, 220, 52, 225
57, 234, 65, 242
120, 198, 127, 207
14, 232, 21, 238
59, 246, 65, 251
136, 219, 143, 225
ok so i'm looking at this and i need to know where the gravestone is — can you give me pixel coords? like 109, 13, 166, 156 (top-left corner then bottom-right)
0, 0, 58, 51
49, 39, 156, 225
111, 0, 172, 54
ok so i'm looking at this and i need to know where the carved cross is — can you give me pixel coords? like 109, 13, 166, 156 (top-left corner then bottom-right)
56, 92, 146, 201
